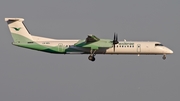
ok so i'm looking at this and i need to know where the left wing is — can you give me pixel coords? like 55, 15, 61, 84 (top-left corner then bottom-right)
74, 35, 113, 50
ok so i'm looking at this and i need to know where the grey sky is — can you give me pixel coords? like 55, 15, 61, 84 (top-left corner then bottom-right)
0, 0, 180, 101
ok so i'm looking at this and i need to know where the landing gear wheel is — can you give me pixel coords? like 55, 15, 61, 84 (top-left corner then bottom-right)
92, 57, 95, 61
162, 55, 166, 60
88, 56, 93, 60
88, 56, 95, 61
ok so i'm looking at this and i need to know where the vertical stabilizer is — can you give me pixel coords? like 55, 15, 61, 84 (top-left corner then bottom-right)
5, 18, 33, 43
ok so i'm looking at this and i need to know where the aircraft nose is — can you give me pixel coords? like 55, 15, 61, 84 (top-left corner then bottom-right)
165, 48, 173, 54
168, 49, 173, 54
163, 47, 173, 54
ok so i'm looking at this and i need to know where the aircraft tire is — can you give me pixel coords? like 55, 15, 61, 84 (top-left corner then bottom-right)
162, 55, 166, 60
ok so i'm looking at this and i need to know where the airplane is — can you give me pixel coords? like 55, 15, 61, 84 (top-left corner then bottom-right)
5, 18, 173, 61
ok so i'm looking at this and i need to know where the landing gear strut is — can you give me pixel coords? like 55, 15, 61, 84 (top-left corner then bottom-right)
162, 54, 166, 60
88, 49, 96, 61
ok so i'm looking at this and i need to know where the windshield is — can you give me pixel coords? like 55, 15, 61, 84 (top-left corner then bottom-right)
155, 44, 163, 46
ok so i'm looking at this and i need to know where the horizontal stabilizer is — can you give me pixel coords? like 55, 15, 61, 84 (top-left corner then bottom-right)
5, 18, 24, 21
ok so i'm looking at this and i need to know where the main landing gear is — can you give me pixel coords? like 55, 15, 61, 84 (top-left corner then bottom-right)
88, 49, 96, 62
88, 55, 95, 61
162, 54, 166, 60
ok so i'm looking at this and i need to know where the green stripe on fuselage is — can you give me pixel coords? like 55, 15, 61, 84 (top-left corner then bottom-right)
11, 34, 63, 53
11, 34, 83, 54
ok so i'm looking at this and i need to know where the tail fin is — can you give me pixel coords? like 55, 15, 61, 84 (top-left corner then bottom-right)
5, 18, 33, 43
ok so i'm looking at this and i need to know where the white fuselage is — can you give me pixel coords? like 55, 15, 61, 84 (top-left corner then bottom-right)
32, 36, 173, 55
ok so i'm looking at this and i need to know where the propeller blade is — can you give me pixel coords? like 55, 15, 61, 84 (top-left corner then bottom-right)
114, 33, 116, 41
112, 32, 119, 52
116, 34, 118, 42
113, 32, 118, 44
113, 44, 115, 52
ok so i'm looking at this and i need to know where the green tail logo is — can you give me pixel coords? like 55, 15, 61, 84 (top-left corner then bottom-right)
12, 27, 21, 31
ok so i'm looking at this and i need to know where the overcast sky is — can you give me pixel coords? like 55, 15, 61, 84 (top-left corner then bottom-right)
0, 0, 180, 101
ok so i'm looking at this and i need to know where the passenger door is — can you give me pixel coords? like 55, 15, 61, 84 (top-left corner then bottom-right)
58, 43, 64, 52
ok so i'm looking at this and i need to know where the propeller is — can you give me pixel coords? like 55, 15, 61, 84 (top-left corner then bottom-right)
112, 33, 119, 52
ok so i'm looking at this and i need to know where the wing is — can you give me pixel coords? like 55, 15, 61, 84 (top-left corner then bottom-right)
74, 35, 113, 50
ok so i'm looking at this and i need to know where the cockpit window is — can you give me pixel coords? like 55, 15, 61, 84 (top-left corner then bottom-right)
155, 44, 163, 46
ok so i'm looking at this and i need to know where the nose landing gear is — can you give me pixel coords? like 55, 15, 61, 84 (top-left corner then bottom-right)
162, 54, 166, 60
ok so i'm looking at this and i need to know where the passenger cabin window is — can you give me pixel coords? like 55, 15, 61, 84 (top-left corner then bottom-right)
155, 44, 163, 46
